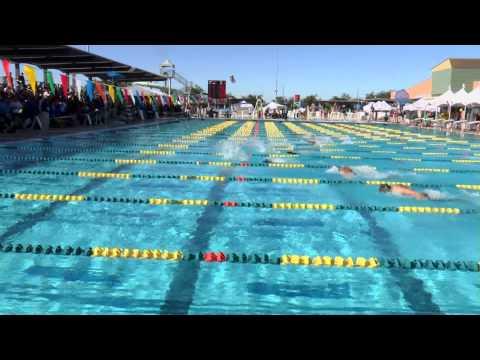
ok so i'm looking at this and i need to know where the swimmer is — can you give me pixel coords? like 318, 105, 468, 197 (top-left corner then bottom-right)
379, 184, 430, 200
338, 166, 356, 179
287, 150, 298, 155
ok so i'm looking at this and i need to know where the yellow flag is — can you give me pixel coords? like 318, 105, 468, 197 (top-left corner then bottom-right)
108, 85, 115, 103
23, 65, 37, 94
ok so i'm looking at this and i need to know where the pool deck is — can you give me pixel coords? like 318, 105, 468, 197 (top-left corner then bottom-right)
0, 117, 185, 145
1, 117, 478, 145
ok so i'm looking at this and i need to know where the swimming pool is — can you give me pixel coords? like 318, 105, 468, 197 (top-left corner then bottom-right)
0, 119, 479, 314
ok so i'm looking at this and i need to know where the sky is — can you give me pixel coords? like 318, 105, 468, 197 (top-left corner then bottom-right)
65, 45, 480, 100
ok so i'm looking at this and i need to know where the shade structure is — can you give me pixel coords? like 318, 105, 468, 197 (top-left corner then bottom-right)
373, 101, 392, 111
432, 86, 456, 106
363, 102, 375, 113
450, 86, 470, 106
465, 87, 480, 105
263, 102, 286, 112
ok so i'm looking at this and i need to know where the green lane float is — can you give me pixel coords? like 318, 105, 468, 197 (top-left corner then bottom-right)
2, 243, 478, 273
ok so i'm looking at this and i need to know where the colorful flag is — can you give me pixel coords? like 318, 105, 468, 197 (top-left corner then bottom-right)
108, 85, 115, 103
46, 71, 55, 94
115, 86, 124, 103
1, 59, 13, 88
76, 79, 83, 97
95, 82, 106, 103
23, 65, 37, 94
86, 80, 95, 101
60, 74, 69, 97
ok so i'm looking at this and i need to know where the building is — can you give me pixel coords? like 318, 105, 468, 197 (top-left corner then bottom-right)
391, 58, 480, 100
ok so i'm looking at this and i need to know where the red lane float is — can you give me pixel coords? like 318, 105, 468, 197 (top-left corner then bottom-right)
203, 252, 227, 262
223, 201, 238, 207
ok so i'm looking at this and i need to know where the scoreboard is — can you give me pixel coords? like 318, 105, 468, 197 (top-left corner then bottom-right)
208, 80, 227, 104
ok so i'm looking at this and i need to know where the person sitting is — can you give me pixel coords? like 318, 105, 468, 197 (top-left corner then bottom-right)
379, 184, 429, 200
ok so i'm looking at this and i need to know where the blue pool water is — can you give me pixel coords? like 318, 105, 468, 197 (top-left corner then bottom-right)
0, 119, 479, 314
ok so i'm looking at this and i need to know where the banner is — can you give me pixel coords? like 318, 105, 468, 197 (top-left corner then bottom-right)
115, 86, 124, 104
86, 80, 95, 101
23, 65, 37, 94
76, 79, 83, 97
95, 82, 106, 103
108, 85, 115, 103
2, 59, 13, 88
46, 71, 55, 94
60, 74, 69, 97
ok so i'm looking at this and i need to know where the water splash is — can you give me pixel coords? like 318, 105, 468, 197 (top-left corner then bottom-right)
340, 136, 353, 145
216, 140, 249, 161
423, 189, 451, 200
351, 165, 399, 180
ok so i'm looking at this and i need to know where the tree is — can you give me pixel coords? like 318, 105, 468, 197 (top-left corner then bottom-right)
365, 90, 391, 99
190, 85, 204, 96
302, 95, 318, 107
286, 97, 295, 109
243, 94, 262, 106
275, 96, 287, 105
330, 93, 351, 101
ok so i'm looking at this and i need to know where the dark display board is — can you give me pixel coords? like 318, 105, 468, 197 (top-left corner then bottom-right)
208, 80, 226, 101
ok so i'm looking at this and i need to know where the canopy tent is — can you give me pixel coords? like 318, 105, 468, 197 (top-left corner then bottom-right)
233, 100, 254, 110
263, 102, 286, 112
362, 102, 375, 113
465, 87, 480, 105
373, 101, 392, 111
450, 86, 470, 106
432, 86, 455, 106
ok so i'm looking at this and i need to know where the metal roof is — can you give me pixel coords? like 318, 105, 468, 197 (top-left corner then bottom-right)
0, 45, 166, 83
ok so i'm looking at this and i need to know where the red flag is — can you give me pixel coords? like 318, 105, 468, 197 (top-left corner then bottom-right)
123, 88, 131, 105
95, 82, 106, 103
2, 59, 13, 88
60, 74, 69, 97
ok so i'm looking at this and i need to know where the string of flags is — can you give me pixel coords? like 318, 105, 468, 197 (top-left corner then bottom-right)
1, 59, 208, 107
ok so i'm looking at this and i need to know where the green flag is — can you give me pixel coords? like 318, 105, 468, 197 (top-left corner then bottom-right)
115, 86, 124, 104
46, 71, 55, 94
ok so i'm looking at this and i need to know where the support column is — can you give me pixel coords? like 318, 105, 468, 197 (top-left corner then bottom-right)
14, 63, 20, 89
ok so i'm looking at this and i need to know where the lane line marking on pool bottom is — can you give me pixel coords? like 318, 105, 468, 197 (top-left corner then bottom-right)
0, 244, 478, 273
2, 193, 475, 215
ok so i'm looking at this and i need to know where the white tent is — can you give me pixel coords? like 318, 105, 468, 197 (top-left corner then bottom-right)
432, 86, 455, 106
450, 86, 470, 106
466, 87, 480, 105
263, 102, 286, 112
363, 102, 375, 113
233, 100, 254, 110
373, 101, 392, 111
